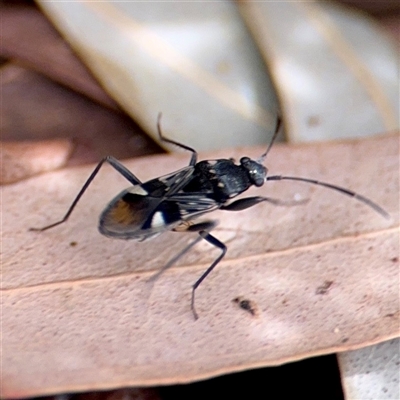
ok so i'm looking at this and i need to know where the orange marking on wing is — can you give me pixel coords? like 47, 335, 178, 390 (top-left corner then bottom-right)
109, 200, 136, 225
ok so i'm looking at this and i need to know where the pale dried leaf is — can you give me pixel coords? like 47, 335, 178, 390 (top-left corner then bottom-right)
2, 134, 399, 397
338, 338, 400, 399
239, 1, 399, 142
36, 1, 279, 151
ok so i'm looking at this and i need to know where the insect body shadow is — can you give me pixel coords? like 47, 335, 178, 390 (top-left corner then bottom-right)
30, 114, 390, 320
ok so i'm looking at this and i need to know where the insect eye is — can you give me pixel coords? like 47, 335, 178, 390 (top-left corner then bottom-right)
253, 176, 265, 187
240, 157, 250, 166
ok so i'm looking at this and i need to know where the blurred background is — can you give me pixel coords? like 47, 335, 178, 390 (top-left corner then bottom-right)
2, 0, 398, 180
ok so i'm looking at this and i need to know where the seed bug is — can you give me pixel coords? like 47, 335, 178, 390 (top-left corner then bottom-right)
31, 114, 389, 319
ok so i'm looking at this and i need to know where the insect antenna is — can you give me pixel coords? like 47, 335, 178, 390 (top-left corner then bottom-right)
257, 115, 282, 164
266, 175, 390, 219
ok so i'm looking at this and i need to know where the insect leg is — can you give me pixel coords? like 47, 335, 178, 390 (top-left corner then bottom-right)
266, 175, 390, 219
148, 220, 218, 280
157, 113, 198, 166
147, 234, 204, 282
220, 196, 308, 211
30, 156, 142, 232
191, 230, 227, 320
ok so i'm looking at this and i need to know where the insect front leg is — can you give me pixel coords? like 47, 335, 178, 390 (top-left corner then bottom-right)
30, 156, 142, 232
220, 196, 308, 211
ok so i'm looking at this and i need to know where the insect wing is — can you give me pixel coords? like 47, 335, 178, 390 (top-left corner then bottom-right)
149, 166, 195, 196
167, 193, 219, 220
99, 167, 196, 240
99, 188, 160, 239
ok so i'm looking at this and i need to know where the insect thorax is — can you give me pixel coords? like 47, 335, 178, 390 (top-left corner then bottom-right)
183, 160, 254, 202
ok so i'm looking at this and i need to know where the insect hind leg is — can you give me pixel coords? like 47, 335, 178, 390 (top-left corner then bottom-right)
30, 156, 142, 232
148, 220, 218, 283
157, 113, 198, 166
147, 234, 204, 282
191, 228, 227, 320
148, 220, 224, 320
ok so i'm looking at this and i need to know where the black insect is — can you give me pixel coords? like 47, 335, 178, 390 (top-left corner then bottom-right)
31, 114, 389, 319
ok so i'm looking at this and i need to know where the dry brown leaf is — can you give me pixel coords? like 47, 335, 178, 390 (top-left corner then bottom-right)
1, 4, 118, 110
1, 64, 161, 165
1, 140, 73, 184
2, 134, 399, 397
